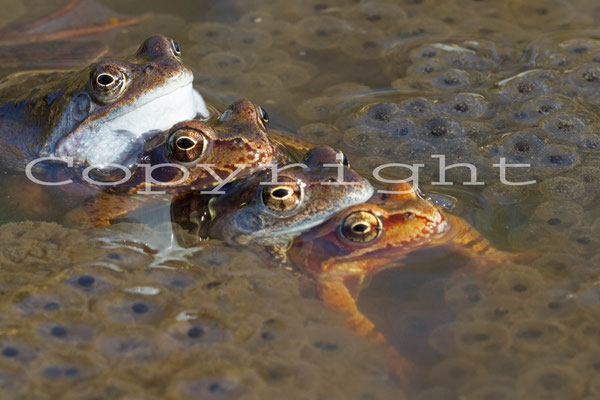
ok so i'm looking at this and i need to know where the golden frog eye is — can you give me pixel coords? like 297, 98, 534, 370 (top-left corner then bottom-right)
257, 105, 269, 128
170, 39, 182, 58
168, 127, 210, 163
261, 179, 302, 212
90, 65, 127, 103
340, 211, 382, 243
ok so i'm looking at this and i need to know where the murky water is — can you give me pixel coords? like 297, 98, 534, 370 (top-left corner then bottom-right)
2, 0, 600, 398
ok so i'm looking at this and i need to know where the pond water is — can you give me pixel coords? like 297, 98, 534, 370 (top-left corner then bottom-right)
1, 0, 600, 398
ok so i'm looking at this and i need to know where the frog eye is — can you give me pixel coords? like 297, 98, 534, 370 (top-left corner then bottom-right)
340, 211, 382, 243
168, 127, 210, 163
257, 105, 269, 128
90, 66, 127, 103
170, 40, 182, 57
261, 178, 303, 212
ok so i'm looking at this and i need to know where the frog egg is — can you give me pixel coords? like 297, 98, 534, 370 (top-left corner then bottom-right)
532, 252, 584, 280
199, 51, 247, 77
166, 365, 252, 400
142, 269, 198, 292
510, 318, 566, 353
431, 68, 472, 91
227, 28, 273, 51
11, 285, 86, 315
229, 72, 284, 99
165, 319, 227, 347
428, 323, 457, 356
469, 295, 526, 324
414, 387, 459, 400
538, 176, 585, 200
293, 16, 350, 50
429, 357, 486, 388
487, 130, 546, 163
263, 61, 314, 88
531, 200, 584, 230
237, 11, 275, 26
525, 290, 581, 324
461, 376, 515, 400
396, 97, 437, 118
487, 265, 546, 299
441, 93, 488, 119
514, 96, 565, 124
444, 273, 488, 310
573, 320, 600, 349
496, 75, 550, 103
96, 326, 170, 362
482, 183, 531, 205
408, 44, 447, 63
386, 18, 452, 46
298, 123, 341, 145
541, 113, 589, 139
38, 316, 98, 345
250, 48, 291, 70
0, 339, 39, 365
534, 145, 580, 172
64, 268, 120, 296
340, 30, 387, 60
406, 59, 446, 76
418, 117, 465, 143
452, 321, 510, 356
188, 22, 234, 49
95, 295, 171, 324
507, 222, 556, 251
515, 364, 584, 400
254, 358, 317, 393
95, 247, 156, 273
570, 350, 600, 384
566, 63, 600, 93
297, 96, 338, 120
342, 1, 407, 31
32, 351, 104, 390
341, 126, 389, 154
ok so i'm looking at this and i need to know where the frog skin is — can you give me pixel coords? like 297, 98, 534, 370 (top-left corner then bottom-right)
193, 146, 374, 251
0, 34, 208, 170
63, 99, 284, 228
287, 182, 516, 388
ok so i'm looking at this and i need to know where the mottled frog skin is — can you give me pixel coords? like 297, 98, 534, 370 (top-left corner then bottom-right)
0, 34, 208, 170
201, 146, 374, 249
64, 99, 283, 228
288, 182, 516, 388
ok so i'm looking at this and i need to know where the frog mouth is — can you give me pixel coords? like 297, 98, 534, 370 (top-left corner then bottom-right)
55, 77, 209, 167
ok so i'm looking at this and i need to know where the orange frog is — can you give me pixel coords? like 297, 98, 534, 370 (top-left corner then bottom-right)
287, 182, 516, 388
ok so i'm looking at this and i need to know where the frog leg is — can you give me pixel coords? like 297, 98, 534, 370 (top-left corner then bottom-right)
63, 192, 147, 229
316, 275, 422, 391
0, 0, 151, 46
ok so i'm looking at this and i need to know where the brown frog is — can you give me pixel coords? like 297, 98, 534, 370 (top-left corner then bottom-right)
287, 182, 517, 388
64, 99, 283, 228
194, 146, 374, 253
0, 34, 208, 170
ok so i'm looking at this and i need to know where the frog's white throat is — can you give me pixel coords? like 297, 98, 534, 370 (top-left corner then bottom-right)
55, 81, 208, 167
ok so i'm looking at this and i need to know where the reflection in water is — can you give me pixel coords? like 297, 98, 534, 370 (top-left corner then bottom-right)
1, 0, 600, 398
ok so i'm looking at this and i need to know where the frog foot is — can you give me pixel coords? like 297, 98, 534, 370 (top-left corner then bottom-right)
317, 278, 424, 392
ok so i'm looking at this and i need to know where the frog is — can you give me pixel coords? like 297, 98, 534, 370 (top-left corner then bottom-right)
63, 99, 283, 228
171, 146, 374, 254
286, 181, 517, 388
0, 34, 209, 171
